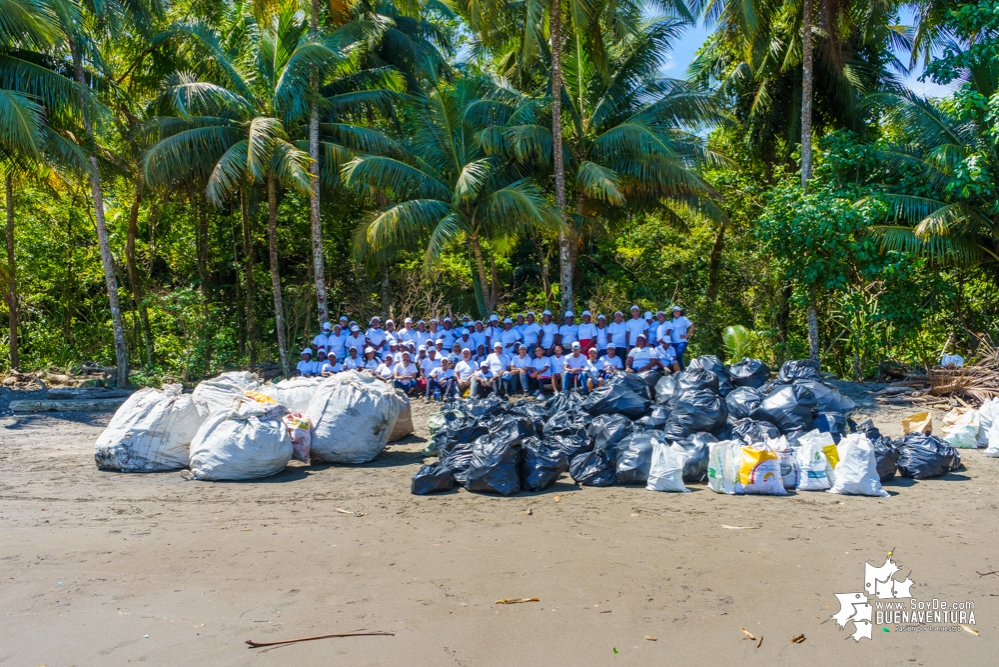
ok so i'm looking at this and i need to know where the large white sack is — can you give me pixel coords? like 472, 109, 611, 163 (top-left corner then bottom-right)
307, 371, 401, 464
984, 420, 999, 457
94, 384, 202, 471
828, 434, 889, 497
978, 398, 999, 446
191, 371, 260, 416
707, 440, 741, 494
796, 430, 833, 491
258, 377, 322, 413
189, 397, 292, 480
388, 391, 414, 442
646, 441, 689, 492
941, 407, 980, 449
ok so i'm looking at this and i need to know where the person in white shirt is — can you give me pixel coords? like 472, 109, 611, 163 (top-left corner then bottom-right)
522, 312, 541, 350
345, 325, 365, 356
654, 340, 680, 373
296, 348, 315, 377
483, 315, 499, 349
420, 348, 441, 380
600, 346, 624, 374
427, 318, 440, 344
644, 311, 658, 344
365, 317, 387, 352
469, 361, 495, 398
594, 314, 610, 357
397, 317, 416, 344
654, 310, 669, 346
626, 334, 655, 372
539, 310, 559, 353
426, 358, 456, 400
327, 323, 346, 361
625, 305, 646, 349
563, 341, 589, 391
549, 345, 566, 393
312, 321, 334, 354
485, 342, 512, 396
528, 346, 552, 398
453, 348, 475, 396
320, 351, 342, 375
438, 317, 458, 350
384, 318, 397, 342
393, 351, 419, 394
375, 354, 395, 381
362, 347, 380, 371
447, 342, 462, 365
314, 349, 328, 374
607, 311, 628, 358
557, 311, 578, 349
509, 344, 534, 395
584, 348, 605, 392
413, 320, 431, 349
668, 306, 694, 370
471, 321, 488, 351
457, 328, 474, 352
577, 310, 597, 354
343, 346, 364, 370
513, 314, 527, 341
499, 318, 521, 355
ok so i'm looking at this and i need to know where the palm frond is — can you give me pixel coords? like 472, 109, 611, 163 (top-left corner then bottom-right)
342, 155, 452, 201
576, 161, 625, 205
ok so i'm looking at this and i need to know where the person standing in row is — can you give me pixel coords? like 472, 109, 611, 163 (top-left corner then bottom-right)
558, 311, 578, 350
594, 313, 609, 357
539, 310, 558, 354
608, 311, 627, 358
668, 305, 694, 370
625, 305, 646, 349
577, 311, 596, 354
523, 312, 541, 350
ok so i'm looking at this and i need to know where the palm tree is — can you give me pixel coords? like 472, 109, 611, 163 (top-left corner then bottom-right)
344, 76, 564, 315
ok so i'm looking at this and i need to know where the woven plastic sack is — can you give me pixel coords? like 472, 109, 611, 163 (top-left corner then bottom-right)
282, 412, 312, 463
307, 371, 401, 464
189, 396, 292, 480
735, 443, 787, 495
707, 440, 741, 494
192, 371, 260, 416
258, 377, 322, 413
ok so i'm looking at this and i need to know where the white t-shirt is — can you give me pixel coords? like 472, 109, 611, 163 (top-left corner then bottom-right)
607, 321, 627, 347
397, 327, 415, 343
363, 358, 379, 371
549, 354, 565, 374
595, 325, 609, 350
627, 346, 654, 371
656, 322, 672, 345
564, 352, 588, 370
327, 332, 346, 359
312, 333, 333, 350
393, 362, 418, 378
485, 326, 501, 346
320, 361, 342, 374
366, 327, 386, 348
375, 363, 394, 379
558, 323, 579, 346
577, 322, 597, 342
345, 333, 365, 352
511, 354, 533, 371
539, 322, 559, 348
343, 355, 364, 370
670, 316, 693, 343
420, 357, 441, 376
656, 345, 677, 365
454, 360, 475, 381
430, 366, 454, 381
471, 330, 487, 350
485, 352, 511, 375
438, 327, 458, 349
600, 355, 624, 371
531, 356, 551, 375
457, 336, 474, 352
522, 322, 541, 346
296, 359, 315, 376
625, 318, 647, 346
413, 330, 432, 349
500, 328, 521, 354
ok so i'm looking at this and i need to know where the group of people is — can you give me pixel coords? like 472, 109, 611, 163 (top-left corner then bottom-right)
295, 305, 694, 401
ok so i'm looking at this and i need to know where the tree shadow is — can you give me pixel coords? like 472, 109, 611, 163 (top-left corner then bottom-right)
3, 411, 114, 429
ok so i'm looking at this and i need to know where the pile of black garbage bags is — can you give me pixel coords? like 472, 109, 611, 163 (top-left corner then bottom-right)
411, 356, 963, 495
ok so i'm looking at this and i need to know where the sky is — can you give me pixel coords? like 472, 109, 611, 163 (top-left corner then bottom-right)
663, 7, 960, 99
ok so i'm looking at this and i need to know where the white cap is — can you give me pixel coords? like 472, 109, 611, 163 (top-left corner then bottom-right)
322, 321, 331, 329
582, 310, 591, 316
481, 361, 490, 368
349, 345, 358, 351
462, 314, 470, 320
656, 310, 665, 316
462, 347, 472, 354
671, 305, 681, 312
503, 317, 513, 324
527, 311, 535, 316
630, 305, 640, 311
417, 319, 426, 325
350, 324, 360, 332
370, 316, 380, 323
542, 309, 552, 316
571, 341, 580, 349
366, 346, 377, 354
428, 347, 436, 354
462, 328, 471, 335
301, 347, 312, 355
429, 318, 438, 323
614, 310, 623, 316
404, 317, 413, 324
494, 341, 503, 348
565, 310, 574, 318
636, 333, 647, 340
339, 315, 348, 322
443, 317, 452, 323
385, 319, 394, 325
597, 313, 606, 320
644, 311, 653, 319
489, 314, 498, 321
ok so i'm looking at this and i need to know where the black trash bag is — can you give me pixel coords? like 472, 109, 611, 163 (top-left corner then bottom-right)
543, 407, 591, 437
674, 368, 719, 396
583, 383, 651, 419
435, 423, 489, 462
794, 380, 858, 416
549, 433, 592, 461
509, 401, 549, 432
812, 412, 849, 442
464, 394, 508, 417
751, 384, 818, 433
674, 432, 716, 482
588, 414, 634, 451
855, 421, 897, 480
465, 437, 522, 495
545, 390, 587, 417
730, 418, 780, 443
662, 390, 728, 439
440, 436, 479, 483
634, 405, 670, 430
896, 433, 963, 479
654, 375, 677, 405
728, 358, 771, 389
604, 372, 652, 400
614, 431, 658, 484
687, 356, 734, 396
726, 386, 764, 420
520, 436, 569, 492
776, 358, 822, 383
569, 448, 617, 486
411, 463, 457, 495
637, 369, 664, 398
489, 415, 536, 448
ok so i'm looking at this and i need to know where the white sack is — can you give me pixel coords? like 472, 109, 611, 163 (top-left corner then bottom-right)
307, 371, 401, 464
796, 429, 834, 491
985, 420, 999, 458
258, 376, 322, 413
94, 384, 202, 471
707, 440, 741, 494
191, 371, 260, 416
189, 397, 292, 480
828, 434, 889, 497
646, 441, 689, 492
388, 392, 414, 442
978, 398, 999, 446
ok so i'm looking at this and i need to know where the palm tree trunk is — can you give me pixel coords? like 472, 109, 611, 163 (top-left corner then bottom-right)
4, 174, 18, 371
241, 190, 257, 365
267, 175, 289, 375
551, 0, 572, 314
808, 289, 820, 363
310, 0, 329, 326
380, 264, 390, 316
125, 185, 154, 367
706, 222, 726, 307
801, 0, 814, 189
72, 40, 129, 388
198, 189, 210, 297
469, 234, 494, 315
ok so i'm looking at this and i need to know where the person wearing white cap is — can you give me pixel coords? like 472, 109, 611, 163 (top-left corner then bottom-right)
362, 346, 380, 371
528, 345, 552, 399
485, 341, 512, 396
608, 311, 628, 358
343, 345, 363, 370
509, 344, 534, 395
297, 348, 315, 377
426, 357, 456, 400
398, 317, 416, 344
392, 351, 419, 394
327, 322, 346, 361
499, 318, 520, 355
555, 311, 576, 350
312, 321, 334, 355
577, 310, 596, 354
458, 327, 474, 351
384, 319, 397, 341
471, 320, 487, 351
584, 347, 605, 392
470, 361, 495, 398
375, 354, 395, 381
539, 310, 558, 354
485, 314, 501, 349
548, 344, 566, 393
345, 324, 365, 355
644, 311, 657, 344
625, 305, 646, 349
447, 341, 462, 365
522, 312, 541, 350
625, 334, 655, 372
427, 317, 440, 343
438, 317, 457, 350
654, 310, 669, 346
600, 344, 624, 374
453, 348, 475, 397
669, 305, 694, 370
654, 338, 680, 373
320, 350, 342, 375
513, 314, 527, 341
365, 317, 386, 353
594, 314, 610, 357
413, 319, 431, 350
563, 341, 588, 392
420, 346, 441, 381
382, 332, 398, 357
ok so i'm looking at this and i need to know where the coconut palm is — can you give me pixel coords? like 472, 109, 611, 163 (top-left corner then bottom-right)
344, 75, 564, 315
